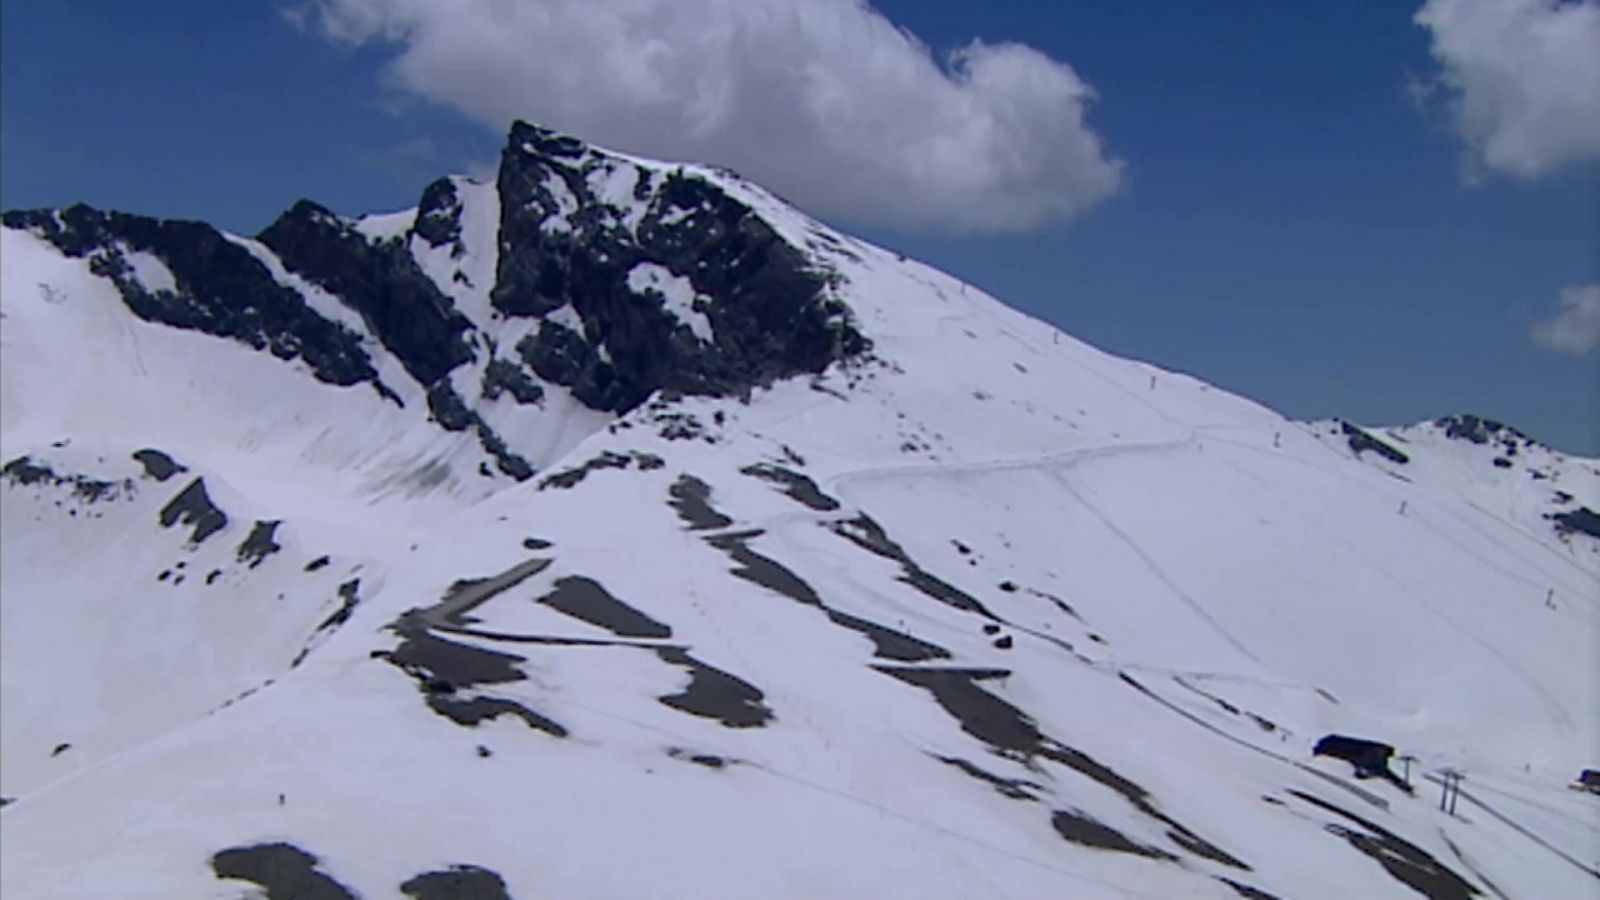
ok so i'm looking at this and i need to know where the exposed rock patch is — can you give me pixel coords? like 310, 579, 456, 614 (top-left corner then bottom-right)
1338, 421, 1409, 465
490, 121, 870, 414
830, 515, 997, 619
540, 451, 660, 489
481, 357, 544, 405
2, 456, 128, 503
210, 842, 356, 900
381, 623, 566, 737
740, 463, 840, 511
1289, 790, 1480, 899
1051, 809, 1176, 861
936, 755, 1041, 802
669, 474, 734, 529
425, 381, 534, 481
4, 206, 381, 390
411, 178, 466, 254
667, 747, 738, 769
401, 864, 512, 900
158, 477, 227, 545
707, 527, 950, 661
1549, 506, 1600, 541
258, 199, 473, 387
535, 576, 672, 639
237, 520, 282, 568
655, 647, 773, 728
131, 448, 185, 481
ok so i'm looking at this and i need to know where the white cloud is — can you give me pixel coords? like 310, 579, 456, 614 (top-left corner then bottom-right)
1415, 0, 1600, 180
289, 0, 1123, 232
1531, 284, 1600, 354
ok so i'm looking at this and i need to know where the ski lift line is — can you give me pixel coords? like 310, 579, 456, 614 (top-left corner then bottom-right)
1461, 779, 1600, 836
1453, 498, 1600, 605
1421, 774, 1600, 880
1202, 437, 1582, 732
1213, 429, 1598, 603
1118, 668, 1393, 813
1283, 479, 1600, 630
1306, 516, 1577, 733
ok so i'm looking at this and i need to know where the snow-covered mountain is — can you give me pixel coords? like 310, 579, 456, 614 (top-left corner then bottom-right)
2, 121, 1596, 899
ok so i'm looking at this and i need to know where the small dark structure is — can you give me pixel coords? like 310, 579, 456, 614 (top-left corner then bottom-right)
1314, 734, 1412, 793
1573, 769, 1600, 794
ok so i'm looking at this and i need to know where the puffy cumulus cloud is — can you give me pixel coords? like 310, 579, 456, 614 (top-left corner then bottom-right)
1415, 0, 1600, 180
289, 0, 1123, 232
1530, 284, 1600, 354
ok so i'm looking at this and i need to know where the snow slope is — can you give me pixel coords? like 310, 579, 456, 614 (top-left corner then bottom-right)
2, 122, 1597, 899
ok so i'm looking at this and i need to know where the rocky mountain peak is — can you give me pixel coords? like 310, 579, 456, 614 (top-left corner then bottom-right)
489, 120, 871, 412
3, 122, 871, 425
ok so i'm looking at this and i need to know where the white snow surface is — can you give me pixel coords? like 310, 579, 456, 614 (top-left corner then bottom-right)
627, 262, 714, 341
121, 248, 178, 294
2, 135, 1598, 900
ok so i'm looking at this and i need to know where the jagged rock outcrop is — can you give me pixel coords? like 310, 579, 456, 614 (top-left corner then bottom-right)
5, 121, 871, 422
0, 205, 380, 390
492, 122, 869, 411
258, 200, 475, 387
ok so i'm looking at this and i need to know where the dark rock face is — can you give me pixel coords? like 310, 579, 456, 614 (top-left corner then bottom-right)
1435, 414, 1530, 447
426, 381, 477, 432
535, 576, 673, 639
517, 450, 657, 487
740, 463, 840, 511
382, 622, 567, 737
258, 199, 474, 387
491, 121, 869, 413
830, 514, 998, 619
210, 842, 356, 900
1051, 808, 1176, 860
158, 478, 228, 545
517, 321, 620, 409
1337, 421, 1409, 465
237, 520, 283, 568
1549, 506, 1600, 540
212, 843, 511, 900
668, 747, 734, 769
1288, 791, 1480, 900
2, 205, 380, 390
401, 864, 512, 900
2, 456, 128, 503
5, 120, 874, 455
316, 579, 362, 631
132, 449, 186, 481
425, 381, 535, 481
655, 647, 774, 728
936, 755, 1040, 801
703, 524, 951, 662
480, 357, 544, 405
668, 474, 734, 530
412, 178, 466, 254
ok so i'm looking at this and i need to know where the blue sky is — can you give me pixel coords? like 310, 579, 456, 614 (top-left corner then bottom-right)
3, 0, 1596, 451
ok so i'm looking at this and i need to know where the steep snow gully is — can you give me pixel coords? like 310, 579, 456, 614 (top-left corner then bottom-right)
2, 122, 1597, 899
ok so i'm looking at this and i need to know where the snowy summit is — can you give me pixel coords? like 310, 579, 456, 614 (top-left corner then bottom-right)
1, 121, 1597, 899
